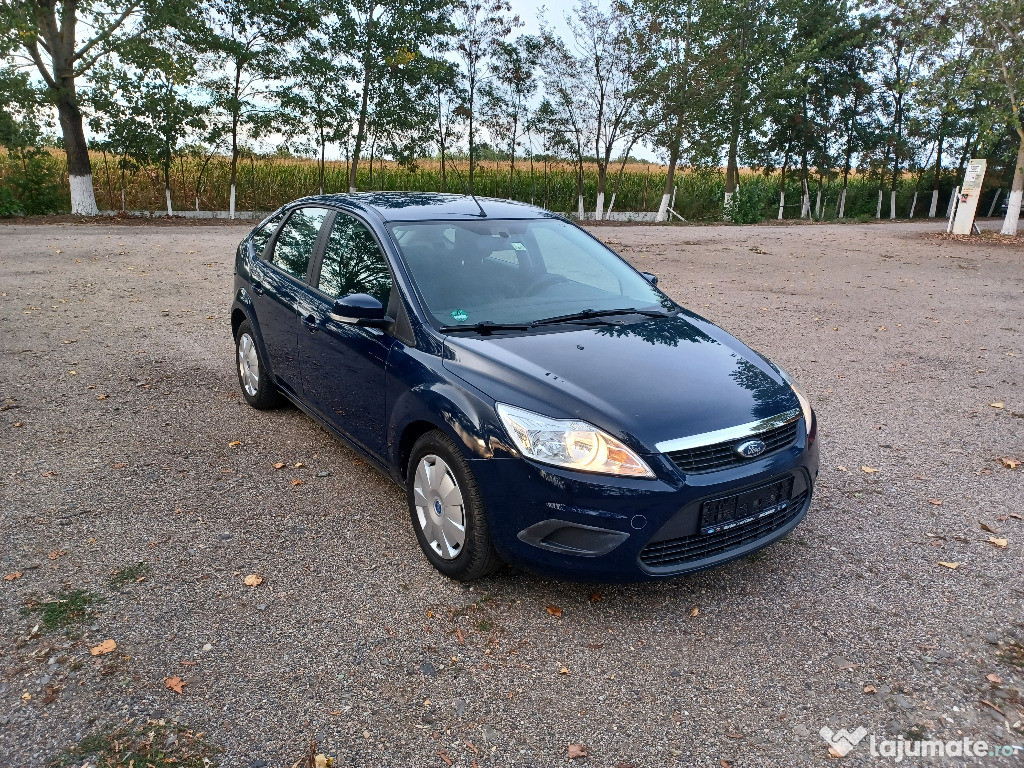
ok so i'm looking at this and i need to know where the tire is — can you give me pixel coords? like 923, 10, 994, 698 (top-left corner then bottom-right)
407, 431, 503, 581
234, 320, 282, 410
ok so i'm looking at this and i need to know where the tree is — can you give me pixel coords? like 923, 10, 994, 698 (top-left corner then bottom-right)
343, 0, 455, 192
193, 0, 315, 216
276, 25, 357, 194
539, 0, 651, 219
479, 35, 541, 196
452, 0, 519, 192
89, 32, 206, 214
971, 0, 1024, 234
0, 0, 180, 214
634, 0, 730, 220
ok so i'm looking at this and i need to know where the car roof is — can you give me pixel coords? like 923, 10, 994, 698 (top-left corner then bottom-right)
286, 192, 558, 222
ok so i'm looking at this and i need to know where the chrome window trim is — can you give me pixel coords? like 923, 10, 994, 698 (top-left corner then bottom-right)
655, 408, 801, 453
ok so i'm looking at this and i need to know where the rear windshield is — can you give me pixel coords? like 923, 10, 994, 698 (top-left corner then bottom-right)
387, 218, 669, 327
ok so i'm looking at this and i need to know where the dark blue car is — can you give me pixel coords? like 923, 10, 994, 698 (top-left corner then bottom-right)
230, 193, 818, 582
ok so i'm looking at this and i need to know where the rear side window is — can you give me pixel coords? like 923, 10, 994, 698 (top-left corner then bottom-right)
318, 212, 393, 304
271, 207, 329, 281
250, 212, 284, 258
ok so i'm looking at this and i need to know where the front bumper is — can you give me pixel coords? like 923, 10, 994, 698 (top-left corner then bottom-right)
470, 417, 819, 582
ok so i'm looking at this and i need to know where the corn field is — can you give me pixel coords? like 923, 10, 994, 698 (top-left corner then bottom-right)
1, 148, 977, 221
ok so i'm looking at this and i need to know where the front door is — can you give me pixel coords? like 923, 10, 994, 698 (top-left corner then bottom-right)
299, 210, 396, 456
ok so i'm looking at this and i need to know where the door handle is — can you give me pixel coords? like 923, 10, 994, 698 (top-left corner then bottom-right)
301, 314, 318, 332
250, 281, 265, 296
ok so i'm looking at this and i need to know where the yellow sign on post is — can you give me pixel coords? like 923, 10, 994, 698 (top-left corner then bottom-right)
951, 159, 987, 235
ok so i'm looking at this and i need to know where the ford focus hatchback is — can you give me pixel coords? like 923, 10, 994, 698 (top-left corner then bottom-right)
230, 193, 818, 581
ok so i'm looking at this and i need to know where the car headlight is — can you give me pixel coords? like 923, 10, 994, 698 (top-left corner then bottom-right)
776, 365, 813, 427
496, 403, 655, 478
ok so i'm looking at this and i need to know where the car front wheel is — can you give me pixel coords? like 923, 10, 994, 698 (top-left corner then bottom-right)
235, 320, 282, 410
407, 431, 502, 581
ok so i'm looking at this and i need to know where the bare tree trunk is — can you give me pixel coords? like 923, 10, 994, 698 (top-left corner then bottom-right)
657, 149, 679, 222
349, 31, 374, 193
57, 97, 99, 215
1000, 137, 1024, 236
929, 129, 944, 217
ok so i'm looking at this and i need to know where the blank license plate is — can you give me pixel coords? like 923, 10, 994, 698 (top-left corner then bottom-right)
699, 478, 794, 534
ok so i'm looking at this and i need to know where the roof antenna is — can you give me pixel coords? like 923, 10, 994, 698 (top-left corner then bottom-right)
448, 160, 487, 218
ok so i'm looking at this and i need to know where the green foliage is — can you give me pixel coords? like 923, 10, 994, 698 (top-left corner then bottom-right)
0, 148, 68, 215
26, 589, 104, 634
725, 176, 773, 224
107, 561, 152, 589
51, 719, 221, 768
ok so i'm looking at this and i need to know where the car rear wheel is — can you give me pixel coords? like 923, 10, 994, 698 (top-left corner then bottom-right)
235, 320, 282, 410
407, 431, 502, 581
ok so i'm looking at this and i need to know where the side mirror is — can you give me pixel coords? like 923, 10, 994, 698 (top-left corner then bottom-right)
641, 271, 659, 285
330, 293, 392, 327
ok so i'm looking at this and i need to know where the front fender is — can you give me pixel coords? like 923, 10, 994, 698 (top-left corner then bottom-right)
386, 344, 516, 477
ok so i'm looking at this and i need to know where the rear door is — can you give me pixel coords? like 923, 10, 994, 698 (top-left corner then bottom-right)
253, 206, 330, 394
299, 209, 396, 455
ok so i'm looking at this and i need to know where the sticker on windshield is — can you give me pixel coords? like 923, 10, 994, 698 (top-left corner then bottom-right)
450, 309, 469, 323
510, 242, 527, 251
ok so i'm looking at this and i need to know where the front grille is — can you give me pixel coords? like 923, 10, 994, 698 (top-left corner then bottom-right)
639, 491, 808, 570
665, 419, 800, 474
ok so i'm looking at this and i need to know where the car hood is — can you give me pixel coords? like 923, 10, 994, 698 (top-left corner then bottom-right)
441, 312, 799, 453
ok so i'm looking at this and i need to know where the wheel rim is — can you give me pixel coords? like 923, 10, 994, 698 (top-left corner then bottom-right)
412, 454, 466, 560
238, 332, 259, 397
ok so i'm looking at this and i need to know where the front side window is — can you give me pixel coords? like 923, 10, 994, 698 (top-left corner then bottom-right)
388, 218, 669, 326
318, 212, 393, 305
271, 207, 329, 280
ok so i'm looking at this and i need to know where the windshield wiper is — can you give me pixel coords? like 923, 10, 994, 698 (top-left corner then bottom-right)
438, 321, 532, 335
530, 307, 673, 327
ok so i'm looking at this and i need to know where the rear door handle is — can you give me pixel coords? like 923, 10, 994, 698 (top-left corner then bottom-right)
301, 314, 318, 332
251, 281, 264, 296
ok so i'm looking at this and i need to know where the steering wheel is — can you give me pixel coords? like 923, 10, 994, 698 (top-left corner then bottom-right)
524, 274, 569, 295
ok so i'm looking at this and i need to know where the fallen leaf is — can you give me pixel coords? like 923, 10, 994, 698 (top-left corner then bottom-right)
836, 465, 847, 472
861, 466, 879, 473
290, 479, 305, 487
1010, 513, 1024, 521
111, 462, 127, 469
294, 462, 306, 468
568, 744, 587, 760
589, 591, 603, 602
559, 666, 570, 674
47, 550, 65, 560
229, 441, 241, 447
243, 574, 263, 587
987, 673, 1002, 685
938, 561, 960, 569
4, 572, 23, 581
720, 761, 733, 768
546, 605, 563, 617
989, 537, 1008, 549
990, 402, 1004, 409
863, 684, 877, 693
927, 499, 942, 506
690, 607, 700, 617
90, 639, 117, 656
456, 628, 465, 644
999, 457, 1021, 469
877, 325, 887, 331
273, 462, 286, 469
437, 751, 453, 766
980, 522, 997, 533
164, 676, 185, 694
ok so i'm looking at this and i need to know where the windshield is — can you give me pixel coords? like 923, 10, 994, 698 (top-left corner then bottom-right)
387, 218, 673, 327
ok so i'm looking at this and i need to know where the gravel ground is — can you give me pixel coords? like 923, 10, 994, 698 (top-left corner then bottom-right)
1, 218, 1022, 768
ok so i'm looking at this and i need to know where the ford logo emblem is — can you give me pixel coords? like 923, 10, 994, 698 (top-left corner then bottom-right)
736, 439, 766, 458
